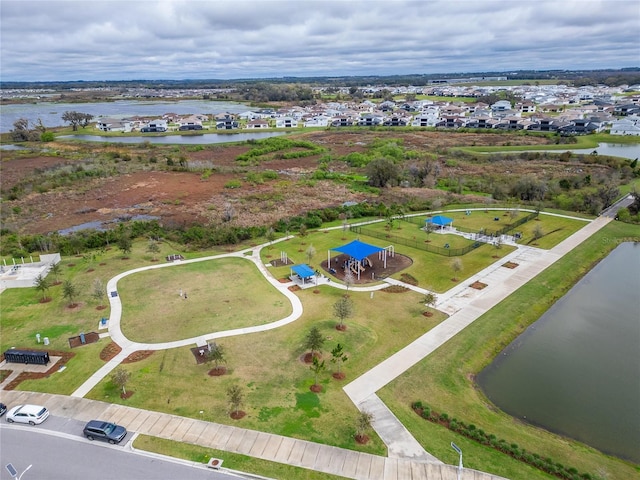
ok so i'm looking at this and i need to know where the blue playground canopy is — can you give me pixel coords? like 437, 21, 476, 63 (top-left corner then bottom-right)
331, 239, 384, 261
291, 264, 315, 278
426, 215, 453, 227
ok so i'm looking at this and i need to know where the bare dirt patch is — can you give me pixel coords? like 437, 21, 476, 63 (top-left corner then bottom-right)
122, 350, 154, 363
470, 281, 488, 290
68, 331, 100, 348
100, 342, 122, 362
503, 261, 519, 269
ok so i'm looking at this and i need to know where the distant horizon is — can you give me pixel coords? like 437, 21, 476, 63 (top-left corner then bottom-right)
2, 67, 639, 86
2, 1, 638, 82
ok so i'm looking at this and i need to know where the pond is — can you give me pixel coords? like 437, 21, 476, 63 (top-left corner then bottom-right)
477, 242, 640, 463
0, 99, 252, 133
57, 131, 287, 144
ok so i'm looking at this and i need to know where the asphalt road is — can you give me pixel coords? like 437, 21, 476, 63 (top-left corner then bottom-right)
0, 423, 247, 480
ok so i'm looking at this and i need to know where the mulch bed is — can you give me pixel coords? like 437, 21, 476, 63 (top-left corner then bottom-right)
2, 350, 75, 391
381, 285, 409, 293
288, 285, 301, 291
335, 324, 347, 331
122, 350, 154, 363
470, 281, 488, 290
100, 342, 122, 362
121, 391, 135, 400
332, 372, 346, 380
230, 410, 246, 420
320, 253, 413, 285
208, 367, 227, 376
301, 352, 322, 364
502, 261, 519, 269
190, 346, 210, 364
68, 331, 100, 348
400, 273, 419, 285
355, 434, 370, 444
310, 384, 323, 393
422, 311, 434, 317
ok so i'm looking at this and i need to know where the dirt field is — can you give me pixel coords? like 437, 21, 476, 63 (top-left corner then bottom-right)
0, 130, 590, 235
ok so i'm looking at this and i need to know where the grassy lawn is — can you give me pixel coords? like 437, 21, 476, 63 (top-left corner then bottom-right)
86, 285, 446, 456
378, 221, 640, 480
119, 257, 292, 343
133, 435, 351, 480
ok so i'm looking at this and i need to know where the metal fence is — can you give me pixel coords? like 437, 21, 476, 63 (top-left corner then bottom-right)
404, 212, 537, 237
349, 225, 482, 257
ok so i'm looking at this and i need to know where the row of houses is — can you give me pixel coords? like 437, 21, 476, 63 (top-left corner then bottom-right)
95, 96, 640, 135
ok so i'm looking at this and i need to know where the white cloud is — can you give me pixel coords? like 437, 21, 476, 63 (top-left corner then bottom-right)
1, 0, 638, 81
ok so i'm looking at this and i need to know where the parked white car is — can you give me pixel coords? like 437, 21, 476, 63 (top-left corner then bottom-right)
5, 404, 50, 425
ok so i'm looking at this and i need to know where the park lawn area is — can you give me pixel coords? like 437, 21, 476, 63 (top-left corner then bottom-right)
118, 257, 292, 343
365, 220, 474, 249
378, 221, 640, 480
516, 214, 590, 249
86, 285, 445, 456
133, 435, 351, 480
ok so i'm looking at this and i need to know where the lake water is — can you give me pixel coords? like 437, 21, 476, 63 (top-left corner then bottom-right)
477, 242, 640, 463
57, 131, 287, 145
0, 99, 252, 133
503, 143, 640, 160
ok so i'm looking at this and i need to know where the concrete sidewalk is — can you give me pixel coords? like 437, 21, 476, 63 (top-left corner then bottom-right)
0, 390, 504, 480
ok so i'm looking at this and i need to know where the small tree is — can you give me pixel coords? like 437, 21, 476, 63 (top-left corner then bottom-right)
333, 296, 354, 330
310, 356, 326, 391
343, 269, 355, 293
118, 234, 132, 257
355, 410, 374, 443
299, 224, 308, 239
146, 239, 160, 261
423, 292, 437, 316
450, 258, 463, 282
48, 262, 62, 284
533, 223, 544, 242
305, 244, 316, 265
330, 343, 348, 379
205, 342, 227, 372
226, 385, 244, 418
92, 278, 105, 306
424, 220, 436, 242
266, 227, 276, 245
62, 279, 79, 307
304, 326, 325, 359
111, 368, 131, 396
34, 274, 51, 302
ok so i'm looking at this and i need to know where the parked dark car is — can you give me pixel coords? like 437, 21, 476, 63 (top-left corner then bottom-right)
0, 403, 6, 417
83, 420, 127, 444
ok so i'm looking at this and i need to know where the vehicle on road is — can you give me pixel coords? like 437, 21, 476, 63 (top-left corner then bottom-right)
0, 403, 7, 416
83, 420, 127, 444
6, 404, 49, 425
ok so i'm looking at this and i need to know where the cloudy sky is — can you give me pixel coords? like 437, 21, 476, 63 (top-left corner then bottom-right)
1, 0, 638, 82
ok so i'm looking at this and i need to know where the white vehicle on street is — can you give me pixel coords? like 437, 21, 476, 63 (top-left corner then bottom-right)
5, 404, 50, 425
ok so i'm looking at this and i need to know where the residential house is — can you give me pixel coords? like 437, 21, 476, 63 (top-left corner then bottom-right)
141, 119, 168, 132
610, 117, 640, 136
215, 114, 238, 130
96, 118, 132, 132
178, 115, 204, 131
358, 113, 384, 126
245, 119, 270, 129
275, 117, 298, 128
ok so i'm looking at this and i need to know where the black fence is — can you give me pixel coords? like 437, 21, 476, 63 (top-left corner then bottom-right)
404, 212, 538, 237
349, 225, 482, 257
3, 349, 50, 365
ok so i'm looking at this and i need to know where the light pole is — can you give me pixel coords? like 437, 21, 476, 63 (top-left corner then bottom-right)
451, 442, 463, 480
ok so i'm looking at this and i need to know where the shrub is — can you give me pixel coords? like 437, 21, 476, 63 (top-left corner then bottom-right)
224, 180, 242, 189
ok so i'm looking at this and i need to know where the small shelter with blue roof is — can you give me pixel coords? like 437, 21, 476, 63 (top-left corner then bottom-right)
290, 264, 317, 286
425, 215, 453, 231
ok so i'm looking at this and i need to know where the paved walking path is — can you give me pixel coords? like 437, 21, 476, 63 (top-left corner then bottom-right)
2, 210, 615, 478
0, 390, 503, 480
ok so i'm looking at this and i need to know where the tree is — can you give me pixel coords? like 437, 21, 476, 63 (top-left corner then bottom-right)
34, 274, 51, 302
10, 118, 37, 142
62, 279, 79, 307
343, 269, 355, 293
355, 410, 374, 442
533, 223, 544, 242
92, 278, 105, 306
205, 342, 226, 371
450, 258, 463, 281
117, 233, 132, 257
226, 384, 244, 418
423, 292, 437, 309
304, 326, 325, 359
424, 220, 436, 241
146, 239, 160, 261
366, 158, 401, 188
111, 368, 131, 395
49, 262, 62, 284
330, 343, 348, 378
62, 111, 94, 131
310, 356, 326, 390
299, 224, 308, 239
305, 244, 316, 264
333, 296, 354, 330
